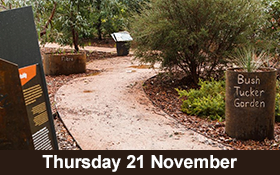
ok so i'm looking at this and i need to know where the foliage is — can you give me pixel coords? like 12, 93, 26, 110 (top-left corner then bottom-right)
130, 0, 267, 84
91, 0, 149, 40
177, 79, 225, 121
0, 0, 20, 11
177, 79, 280, 121
1, 0, 88, 51
230, 47, 269, 72
1, 0, 149, 51
259, 0, 280, 55
52, 0, 93, 52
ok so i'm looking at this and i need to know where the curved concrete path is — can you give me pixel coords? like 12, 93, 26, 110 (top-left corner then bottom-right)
55, 51, 221, 150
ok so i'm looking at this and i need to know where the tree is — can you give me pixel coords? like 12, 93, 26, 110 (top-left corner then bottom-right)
1, 0, 150, 49
91, 0, 150, 40
91, 0, 128, 40
51, 0, 93, 52
130, 0, 267, 84
95, 0, 103, 40
1, 0, 93, 52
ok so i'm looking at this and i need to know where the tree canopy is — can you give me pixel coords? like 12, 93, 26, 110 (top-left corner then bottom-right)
0, 0, 149, 51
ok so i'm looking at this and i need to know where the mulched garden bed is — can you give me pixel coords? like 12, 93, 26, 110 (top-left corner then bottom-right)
143, 73, 280, 150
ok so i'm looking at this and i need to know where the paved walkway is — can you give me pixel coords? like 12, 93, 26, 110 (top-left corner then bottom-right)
54, 46, 221, 150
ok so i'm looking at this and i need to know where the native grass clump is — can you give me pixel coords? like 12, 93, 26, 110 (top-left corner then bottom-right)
131, 0, 267, 84
230, 47, 268, 72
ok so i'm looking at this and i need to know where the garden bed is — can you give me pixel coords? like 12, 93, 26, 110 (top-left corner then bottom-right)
143, 74, 280, 150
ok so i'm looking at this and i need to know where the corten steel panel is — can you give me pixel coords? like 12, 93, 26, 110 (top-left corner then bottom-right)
0, 58, 34, 150
225, 68, 276, 140
0, 7, 58, 149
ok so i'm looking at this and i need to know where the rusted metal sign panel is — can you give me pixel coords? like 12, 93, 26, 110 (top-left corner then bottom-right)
0, 58, 34, 150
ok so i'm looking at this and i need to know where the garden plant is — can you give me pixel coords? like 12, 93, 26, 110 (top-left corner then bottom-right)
130, 0, 267, 85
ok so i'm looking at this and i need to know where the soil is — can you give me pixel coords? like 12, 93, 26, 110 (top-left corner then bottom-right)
82, 37, 116, 48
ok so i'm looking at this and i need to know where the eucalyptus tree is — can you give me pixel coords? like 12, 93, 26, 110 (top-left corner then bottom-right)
1, 0, 150, 50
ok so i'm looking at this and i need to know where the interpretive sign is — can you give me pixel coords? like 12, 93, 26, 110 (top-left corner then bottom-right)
0, 6, 58, 149
0, 58, 34, 150
111, 31, 133, 42
19, 64, 56, 150
0, 6, 43, 68
226, 68, 276, 140
111, 31, 133, 56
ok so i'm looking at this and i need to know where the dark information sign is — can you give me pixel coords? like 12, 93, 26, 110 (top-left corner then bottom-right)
0, 58, 34, 150
19, 64, 56, 150
0, 6, 58, 149
0, 6, 43, 68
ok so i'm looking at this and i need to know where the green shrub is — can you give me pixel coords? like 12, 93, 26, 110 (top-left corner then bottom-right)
130, 0, 267, 85
178, 79, 280, 121
275, 81, 280, 121
177, 79, 225, 121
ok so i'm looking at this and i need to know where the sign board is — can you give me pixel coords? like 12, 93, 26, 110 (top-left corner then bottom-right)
0, 6, 58, 149
0, 6, 43, 68
0, 58, 34, 150
225, 69, 276, 140
111, 31, 133, 42
19, 64, 56, 150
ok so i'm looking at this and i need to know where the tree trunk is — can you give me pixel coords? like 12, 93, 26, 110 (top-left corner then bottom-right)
96, 0, 102, 40
190, 63, 199, 85
72, 27, 79, 52
70, 8, 79, 52
40, 2, 57, 37
97, 16, 102, 40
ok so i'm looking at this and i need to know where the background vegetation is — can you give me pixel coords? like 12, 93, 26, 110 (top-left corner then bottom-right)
0, 0, 149, 51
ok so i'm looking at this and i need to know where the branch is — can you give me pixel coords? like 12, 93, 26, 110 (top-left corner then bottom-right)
0, 4, 7, 10
40, 2, 57, 37
0, 0, 11, 10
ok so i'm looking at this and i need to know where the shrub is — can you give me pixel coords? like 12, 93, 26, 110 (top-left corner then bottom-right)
177, 79, 225, 121
178, 79, 280, 121
259, 0, 280, 55
130, 0, 267, 84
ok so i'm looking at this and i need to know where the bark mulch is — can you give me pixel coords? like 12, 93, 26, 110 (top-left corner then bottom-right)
143, 74, 280, 150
